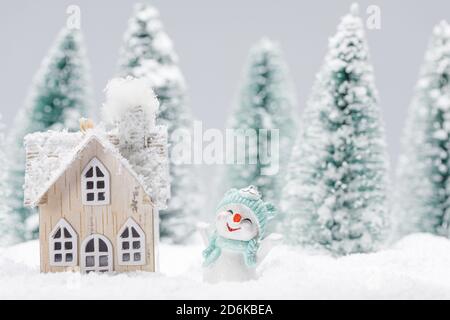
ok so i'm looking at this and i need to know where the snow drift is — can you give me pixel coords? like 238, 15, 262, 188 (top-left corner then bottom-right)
1, 233, 450, 299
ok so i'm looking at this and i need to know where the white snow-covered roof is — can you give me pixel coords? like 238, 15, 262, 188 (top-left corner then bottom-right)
23, 127, 170, 209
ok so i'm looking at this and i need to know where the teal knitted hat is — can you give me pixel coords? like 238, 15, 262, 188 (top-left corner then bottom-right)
216, 185, 276, 239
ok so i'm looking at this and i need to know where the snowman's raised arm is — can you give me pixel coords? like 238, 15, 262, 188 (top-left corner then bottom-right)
196, 221, 211, 246
256, 233, 283, 267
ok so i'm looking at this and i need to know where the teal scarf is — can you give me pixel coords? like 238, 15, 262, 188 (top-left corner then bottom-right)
202, 232, 260, 268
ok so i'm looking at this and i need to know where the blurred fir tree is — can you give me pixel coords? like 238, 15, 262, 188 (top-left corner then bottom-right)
395, 21, 450, 237
0, 113, 19, 246
118, 3, 204, 243
7, 27, 93, 241
224, 38, 297, 211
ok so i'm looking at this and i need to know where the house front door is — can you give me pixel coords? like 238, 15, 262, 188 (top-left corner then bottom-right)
80, 234, 113, 273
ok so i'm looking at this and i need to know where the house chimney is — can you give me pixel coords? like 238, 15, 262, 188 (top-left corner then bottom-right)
101, 77, 159, 153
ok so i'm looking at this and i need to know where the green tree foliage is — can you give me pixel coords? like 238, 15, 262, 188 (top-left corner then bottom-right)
281, 4, 390, 255
7, 27, 93, 240
118, 3, 203, 243
395, 21, 450, 237
225, 38, 297, 207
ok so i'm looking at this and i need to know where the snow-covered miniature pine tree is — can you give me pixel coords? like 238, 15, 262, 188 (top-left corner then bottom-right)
281, 4, 390, 255
7, 27, 93, 240
395, 21, 450, 237
224, 38, 297, 206
117, 3, 203, 243
0, 114, 19, 246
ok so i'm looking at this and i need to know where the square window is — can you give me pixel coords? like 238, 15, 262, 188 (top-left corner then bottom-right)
133, 241, 140, 249
54, 254, 62, 262
99, 255, 108, 267
86, 256, 95, 267
87, 181, 94, 189
122, 253, 130, 262
98, 192, 105, 201
97, 181, 105, 189
54, 242, 61, 250
134, 253, 141, 261
65, 242, 72, 250
66, 253, 73, 262
122, 242, 129, 250
87, 193, 94, 201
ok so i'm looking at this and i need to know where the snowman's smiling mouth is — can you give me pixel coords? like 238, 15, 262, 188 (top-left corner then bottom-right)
226, 223, 241, 232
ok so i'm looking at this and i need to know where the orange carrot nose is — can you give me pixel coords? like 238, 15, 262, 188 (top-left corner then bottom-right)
233, 213, 242, 223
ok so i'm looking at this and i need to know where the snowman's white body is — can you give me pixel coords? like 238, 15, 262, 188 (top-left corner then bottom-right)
203, 249, 256, 283
201, 203, 259, 283
200, 186, 280, 283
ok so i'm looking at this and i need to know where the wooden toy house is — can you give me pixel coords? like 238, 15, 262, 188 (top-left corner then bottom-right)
23, 125, 169, 273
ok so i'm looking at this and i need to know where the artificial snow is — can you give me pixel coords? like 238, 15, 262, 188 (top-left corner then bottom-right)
1, 233, 450, 299
102, 77, 159, 129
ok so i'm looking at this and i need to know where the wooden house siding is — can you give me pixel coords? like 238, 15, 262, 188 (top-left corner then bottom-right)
39, 138, 156, 273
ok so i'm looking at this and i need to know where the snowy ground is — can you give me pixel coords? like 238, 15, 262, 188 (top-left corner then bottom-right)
1, 233, 450, 299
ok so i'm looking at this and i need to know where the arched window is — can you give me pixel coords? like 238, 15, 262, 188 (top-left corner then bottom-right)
80, 234, 113, 273
81, 157, 110, 205
49, 219, 78, 267
117, 218, 146, 266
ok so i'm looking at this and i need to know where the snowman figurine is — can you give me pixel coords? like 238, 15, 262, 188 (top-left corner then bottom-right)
199, 186, 281, 283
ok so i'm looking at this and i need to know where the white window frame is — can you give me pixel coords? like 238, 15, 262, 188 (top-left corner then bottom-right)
80, 234, 113, 273
117, 218, 146, 266
49, 219, 78, 267
81, 157, 110, 206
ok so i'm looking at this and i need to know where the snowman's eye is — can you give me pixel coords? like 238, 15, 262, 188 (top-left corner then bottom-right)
243, 218, 252, 224
227, 210, 234, 215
